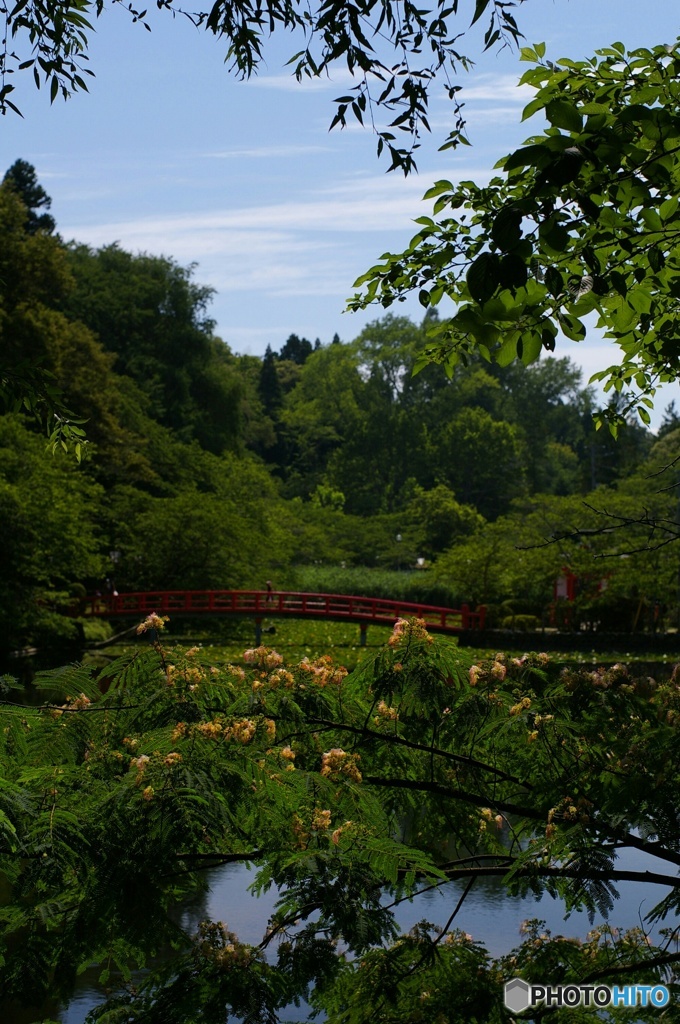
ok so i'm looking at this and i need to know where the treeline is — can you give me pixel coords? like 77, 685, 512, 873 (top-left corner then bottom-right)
1, 161, 678, 653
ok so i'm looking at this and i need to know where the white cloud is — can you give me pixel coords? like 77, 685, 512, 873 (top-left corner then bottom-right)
64, 177, 429, 246
61, 163, 496, 308
458, 73, 533, 103
202, 144, 332, 159
245, 66, 357, 91
222, 325, 293, 354
430, 105, 532, 129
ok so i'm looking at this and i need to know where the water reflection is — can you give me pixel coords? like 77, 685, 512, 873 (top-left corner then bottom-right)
57, 843, 673, 1023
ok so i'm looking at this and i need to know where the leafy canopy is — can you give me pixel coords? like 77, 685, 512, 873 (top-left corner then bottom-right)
1, 618, 680, 1019
0, 0, 525, 172
351, 40, 680, 430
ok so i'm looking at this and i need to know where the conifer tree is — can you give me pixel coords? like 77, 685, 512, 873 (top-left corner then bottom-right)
2, 159, 55, 234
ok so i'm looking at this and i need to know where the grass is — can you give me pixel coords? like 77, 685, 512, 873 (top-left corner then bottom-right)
84, 614, 680, 676
85, 618, 397, 674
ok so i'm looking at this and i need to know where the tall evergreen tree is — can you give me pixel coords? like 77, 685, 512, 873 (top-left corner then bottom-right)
258, 345, 283, 416
2, 159, 55, 234
279, 334, 313, 365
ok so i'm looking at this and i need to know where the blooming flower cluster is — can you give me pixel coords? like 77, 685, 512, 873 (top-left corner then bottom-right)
196, 720, 223, 739
546, 795, 592, 830
298, 654, 348, 687
374, 700, 399, 723
509, 696, 532, 716
231, 719, 256, 744
479, 807, 504, 830
469, 664, 483, 686
243, 646, 284, 670
320, 747, 362, 783
136, 612, 169, 635
52, 693, 93, 717
195, 718, 258, 744
311, 808, 332, 830
470, 651, 551, 690
66, 693, 92, 710
469, 653, 507, 687
165, 663, 205, 689
388, 617, 433, 648
196, 922, 254, 970
443, 930, 474, 946
264, 719, 276, 740
512, 652, 550, 668
268, 669, 295, 689
331, 820, 353, 846
130, 753, 151, 786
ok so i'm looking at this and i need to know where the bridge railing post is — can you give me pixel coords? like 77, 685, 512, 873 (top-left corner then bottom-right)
461, 603, 470, 629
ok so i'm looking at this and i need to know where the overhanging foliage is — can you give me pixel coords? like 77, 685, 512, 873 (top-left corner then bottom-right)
0, 0, 526, 172
1, 617, 679, 1020
351, 40, 680, 430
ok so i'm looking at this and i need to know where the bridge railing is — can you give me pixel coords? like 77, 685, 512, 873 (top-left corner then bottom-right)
82, 590, 486, 634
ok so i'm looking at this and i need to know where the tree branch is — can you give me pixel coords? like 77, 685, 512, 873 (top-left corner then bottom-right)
308, 717, 531, 788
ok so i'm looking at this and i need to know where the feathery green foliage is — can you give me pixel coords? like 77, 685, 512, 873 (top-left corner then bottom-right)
1, 617, 679, 1020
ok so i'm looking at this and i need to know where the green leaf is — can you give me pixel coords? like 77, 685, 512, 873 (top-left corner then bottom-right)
498, 253, 528, 289
503, 144, 550, 173
540, 220, 570, 254
520, 46, 538, 63
423, 180, 453, 200
544, 266, 563, 298
648, 246, 666, 272
496, 332, 520, 367
541, 327, 556, 352
467, 252, 500, 304
640, 208, 663, 232
659, 196, 679, 222
545, 99, 583, 133
491, 206, 523, 251
611, 297, 638, 331
470, 0, 491, 27
518, 330, 542, 365
557, 312, 586, 341
522, 96, 546, 121
609, 271, 628, 297
626, 288, 652, 314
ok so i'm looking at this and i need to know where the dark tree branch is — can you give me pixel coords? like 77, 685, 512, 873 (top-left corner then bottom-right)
439, 864, 679, 888
308, 717, 531, 788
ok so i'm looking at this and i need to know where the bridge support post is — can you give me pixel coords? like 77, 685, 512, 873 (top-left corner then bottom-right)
359, 623, 367, 647
254, 617, 262, 646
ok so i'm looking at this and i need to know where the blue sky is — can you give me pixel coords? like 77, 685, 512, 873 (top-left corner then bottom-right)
2, 0, 678, 419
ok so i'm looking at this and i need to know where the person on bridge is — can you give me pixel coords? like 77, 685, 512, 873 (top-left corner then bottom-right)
266, 581, 273, 604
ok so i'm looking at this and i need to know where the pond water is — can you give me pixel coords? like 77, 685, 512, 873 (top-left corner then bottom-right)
59, 845, 674, 1023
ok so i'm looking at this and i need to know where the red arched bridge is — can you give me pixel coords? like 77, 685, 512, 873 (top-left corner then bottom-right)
84, 590, 486, 644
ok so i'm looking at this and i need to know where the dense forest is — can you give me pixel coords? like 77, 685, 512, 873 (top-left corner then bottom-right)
2, 159, 679, 657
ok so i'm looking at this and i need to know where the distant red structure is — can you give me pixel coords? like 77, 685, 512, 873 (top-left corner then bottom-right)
83, 590, 485, 636
554, 572, 579, 603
